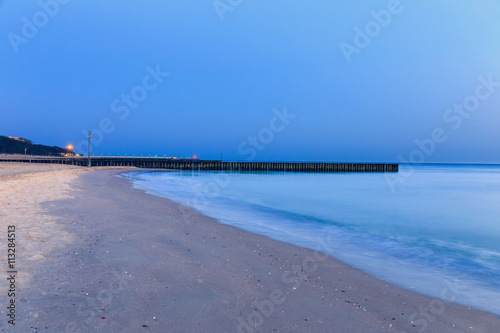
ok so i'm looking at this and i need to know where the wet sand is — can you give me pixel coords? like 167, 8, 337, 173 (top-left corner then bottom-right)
1, 163, 499, 332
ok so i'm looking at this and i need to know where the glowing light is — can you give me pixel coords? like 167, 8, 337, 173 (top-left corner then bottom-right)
193, 155, 197, 159
67, 144, 73, 150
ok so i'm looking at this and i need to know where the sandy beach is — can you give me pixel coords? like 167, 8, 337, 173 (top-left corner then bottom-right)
1, 162, 499, 332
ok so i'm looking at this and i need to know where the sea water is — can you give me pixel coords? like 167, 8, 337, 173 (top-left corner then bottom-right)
121, 164, 500, 315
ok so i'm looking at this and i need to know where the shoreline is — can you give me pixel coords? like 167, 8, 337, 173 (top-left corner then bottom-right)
2, 164, 499, 332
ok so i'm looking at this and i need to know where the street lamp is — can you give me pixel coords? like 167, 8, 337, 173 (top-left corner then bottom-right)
66, 144, 73, 157
88, 131, 92, 167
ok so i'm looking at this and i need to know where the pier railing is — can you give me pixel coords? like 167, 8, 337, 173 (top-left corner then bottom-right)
0, 156, 398, 173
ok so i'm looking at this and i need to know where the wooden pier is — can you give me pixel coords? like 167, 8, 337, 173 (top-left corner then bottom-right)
0, 156, 398, 173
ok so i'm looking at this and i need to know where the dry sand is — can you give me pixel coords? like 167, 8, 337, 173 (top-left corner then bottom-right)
0, 163, 87, 293
0, 163, 499, 332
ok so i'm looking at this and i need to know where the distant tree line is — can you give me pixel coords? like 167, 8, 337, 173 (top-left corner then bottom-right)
0, 135, 75, 156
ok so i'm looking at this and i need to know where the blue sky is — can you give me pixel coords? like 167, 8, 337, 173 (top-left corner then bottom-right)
1, 0, 499, 162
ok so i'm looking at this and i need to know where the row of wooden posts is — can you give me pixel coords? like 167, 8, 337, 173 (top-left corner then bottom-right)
0, 157, 398, 173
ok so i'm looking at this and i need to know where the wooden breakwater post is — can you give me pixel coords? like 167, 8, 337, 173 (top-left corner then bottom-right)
0, 156, 398, 173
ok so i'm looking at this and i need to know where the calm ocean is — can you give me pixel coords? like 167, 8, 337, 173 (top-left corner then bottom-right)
121, 164, 500, 315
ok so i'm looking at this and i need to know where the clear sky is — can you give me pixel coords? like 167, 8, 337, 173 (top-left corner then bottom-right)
1, 0, 499, 162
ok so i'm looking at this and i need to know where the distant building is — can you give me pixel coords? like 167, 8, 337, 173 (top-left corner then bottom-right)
7, 136, 28, 142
